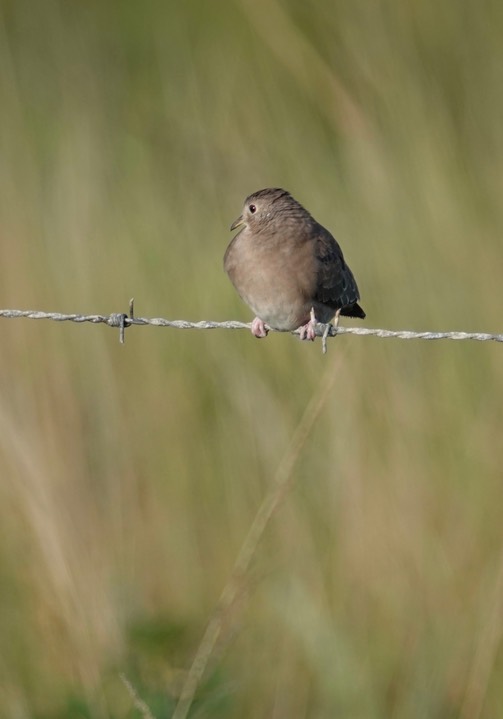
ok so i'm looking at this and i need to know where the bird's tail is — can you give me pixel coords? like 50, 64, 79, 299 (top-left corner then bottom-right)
341, 302, 366, 319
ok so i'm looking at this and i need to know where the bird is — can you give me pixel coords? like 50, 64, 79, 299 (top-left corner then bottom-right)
224, 188, 365, 343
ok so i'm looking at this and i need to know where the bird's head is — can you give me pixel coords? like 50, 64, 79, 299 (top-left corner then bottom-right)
230, 188, 307, 234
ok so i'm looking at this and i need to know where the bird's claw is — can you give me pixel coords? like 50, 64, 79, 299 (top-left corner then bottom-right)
299, 308, 318, 341
251, 317, 268, 338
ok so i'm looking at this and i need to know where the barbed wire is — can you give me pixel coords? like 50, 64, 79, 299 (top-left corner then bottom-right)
0, 302, 502, 351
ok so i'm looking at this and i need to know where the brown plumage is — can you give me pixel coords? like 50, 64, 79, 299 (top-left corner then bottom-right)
224, 188, 365, 341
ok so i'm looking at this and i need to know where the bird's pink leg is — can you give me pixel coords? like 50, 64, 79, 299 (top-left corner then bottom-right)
332, 308, 341, 328
298, 307, 318, 341
251, 317, 268, 338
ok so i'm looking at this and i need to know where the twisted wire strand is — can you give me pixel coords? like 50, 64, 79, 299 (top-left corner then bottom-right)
0, 307, 501, 343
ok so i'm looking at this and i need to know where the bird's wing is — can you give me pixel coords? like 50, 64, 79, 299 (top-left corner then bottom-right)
313, 224, 361, 310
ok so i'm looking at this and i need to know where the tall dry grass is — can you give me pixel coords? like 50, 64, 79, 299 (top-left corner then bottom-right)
0, 0, 503, 717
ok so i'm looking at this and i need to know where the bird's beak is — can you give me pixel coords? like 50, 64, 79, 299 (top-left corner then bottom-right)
230, 215, 244, 231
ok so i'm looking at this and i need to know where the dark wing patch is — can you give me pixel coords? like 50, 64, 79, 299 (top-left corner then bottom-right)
313, 224, 362, 313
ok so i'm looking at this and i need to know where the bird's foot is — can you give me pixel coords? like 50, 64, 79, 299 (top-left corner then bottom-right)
298, 307, 318, 342
251, 317, 268, 338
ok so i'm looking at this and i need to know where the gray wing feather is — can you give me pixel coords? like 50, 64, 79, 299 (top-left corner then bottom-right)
313, 225, 361, 310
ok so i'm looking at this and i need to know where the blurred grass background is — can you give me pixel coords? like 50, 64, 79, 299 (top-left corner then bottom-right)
0, 0, 503, 716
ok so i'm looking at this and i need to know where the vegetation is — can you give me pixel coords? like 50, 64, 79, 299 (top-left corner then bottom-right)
1, 0, 502, 716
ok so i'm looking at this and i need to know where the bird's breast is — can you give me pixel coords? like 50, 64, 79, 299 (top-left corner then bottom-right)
224, 230, 319, 330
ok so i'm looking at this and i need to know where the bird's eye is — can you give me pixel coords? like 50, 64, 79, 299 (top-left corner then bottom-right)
249, 204, 257, 214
